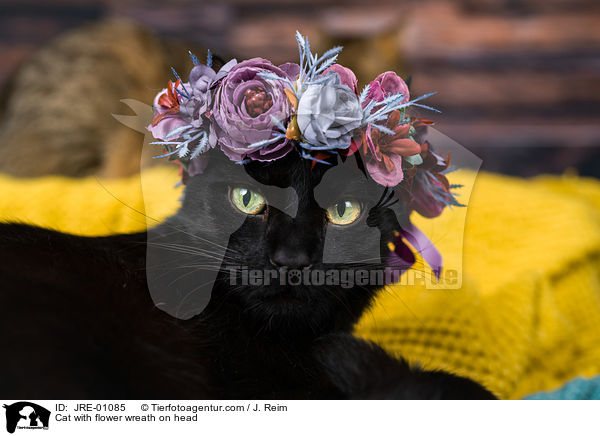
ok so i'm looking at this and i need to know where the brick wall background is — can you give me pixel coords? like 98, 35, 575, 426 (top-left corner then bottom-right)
1, 0, 599, 176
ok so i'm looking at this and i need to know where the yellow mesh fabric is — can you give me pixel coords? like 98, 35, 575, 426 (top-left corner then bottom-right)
1, 166, 599, 399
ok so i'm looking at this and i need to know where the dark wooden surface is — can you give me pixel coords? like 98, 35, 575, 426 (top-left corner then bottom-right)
1, 0, 599, 176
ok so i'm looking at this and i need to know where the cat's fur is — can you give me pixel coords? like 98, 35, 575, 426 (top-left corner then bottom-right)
0, 151, 495, 399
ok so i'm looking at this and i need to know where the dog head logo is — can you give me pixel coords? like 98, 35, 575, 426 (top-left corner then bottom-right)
3, 402, 50, 433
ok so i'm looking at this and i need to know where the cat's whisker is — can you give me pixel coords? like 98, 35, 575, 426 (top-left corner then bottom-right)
145, 264, 224, 273
151, 227, 245, 256
337, 257, 382, 263
146, 247, 226, 262
145, 241, 241, 263
161, 220, 245, 255
143, 261, 221, 280
94, 178, 246, 257
159, 264, 224, 294
173, 277, 223, 317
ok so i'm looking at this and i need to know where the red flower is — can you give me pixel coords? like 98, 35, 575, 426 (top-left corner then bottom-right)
151, 79, 182, 127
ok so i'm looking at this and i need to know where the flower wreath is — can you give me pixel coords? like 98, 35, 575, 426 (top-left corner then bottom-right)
147, 31, 464, 278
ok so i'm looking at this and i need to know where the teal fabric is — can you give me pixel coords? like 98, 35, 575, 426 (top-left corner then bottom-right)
524, 376, 600, 400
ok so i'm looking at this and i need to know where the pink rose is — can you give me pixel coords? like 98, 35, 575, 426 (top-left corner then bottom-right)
323, 64, 358, 94
367, 71, 409, 104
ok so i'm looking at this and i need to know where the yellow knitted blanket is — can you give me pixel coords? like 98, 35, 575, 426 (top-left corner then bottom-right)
1, 167, 599, 399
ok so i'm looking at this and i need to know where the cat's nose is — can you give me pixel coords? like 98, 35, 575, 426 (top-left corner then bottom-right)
269, 249, 312, 269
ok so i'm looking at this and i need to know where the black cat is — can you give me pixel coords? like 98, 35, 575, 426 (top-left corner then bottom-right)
0, 150, 495, 399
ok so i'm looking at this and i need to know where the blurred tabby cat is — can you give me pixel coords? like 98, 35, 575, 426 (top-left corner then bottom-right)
0, 19, 204, 178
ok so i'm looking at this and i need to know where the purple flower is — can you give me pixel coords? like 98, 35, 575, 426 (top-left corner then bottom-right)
148, 61, 236, 140
180, 60, 238, 127
387, 223, 443, 280
177, 64, 215, 127
407, 179, 446, 218
402, 142, 452, 218
209, 58, 299, 162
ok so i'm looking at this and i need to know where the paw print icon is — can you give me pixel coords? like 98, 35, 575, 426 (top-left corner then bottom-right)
287, 269, 302, 286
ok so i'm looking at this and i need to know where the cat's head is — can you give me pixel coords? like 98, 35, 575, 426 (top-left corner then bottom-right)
143, 33, 455, 336
148, 149, 409, 337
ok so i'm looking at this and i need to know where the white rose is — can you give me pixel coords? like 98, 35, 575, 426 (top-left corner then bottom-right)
296, 75, 363, 148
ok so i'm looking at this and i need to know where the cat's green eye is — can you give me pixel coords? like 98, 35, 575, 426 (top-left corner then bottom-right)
230, 187, 266, 215
326, 200, 361, 226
